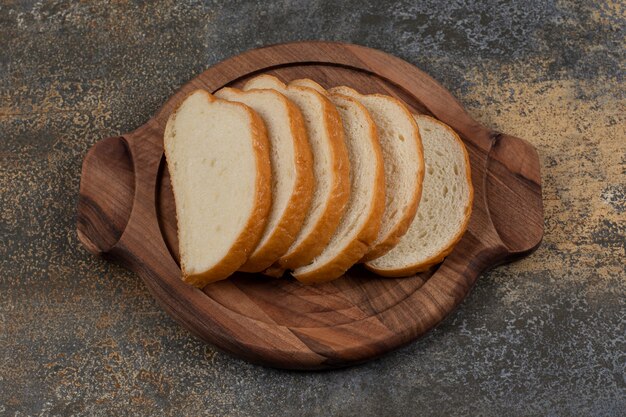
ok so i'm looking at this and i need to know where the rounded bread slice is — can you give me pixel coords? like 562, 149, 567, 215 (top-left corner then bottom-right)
243, 75, 351, 271
214, 87, 314, 272
289, 79, 386, 284
366, 115, 473, 276
164, 90, 271, 287
328, 86, 425, 262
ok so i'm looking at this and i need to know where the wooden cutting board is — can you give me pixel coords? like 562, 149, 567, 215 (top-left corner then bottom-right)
77, 42, 543, 370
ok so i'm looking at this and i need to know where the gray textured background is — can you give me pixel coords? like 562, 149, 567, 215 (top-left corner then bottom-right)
1, 1, 625, 416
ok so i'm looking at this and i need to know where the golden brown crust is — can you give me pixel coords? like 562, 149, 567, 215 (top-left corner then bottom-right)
365, 115, 474, 277
237, 89, 315, 271
290, 78, 327, 94
276, 85, 351, 270
292, 93, 386, 284
174, 90, 272, 287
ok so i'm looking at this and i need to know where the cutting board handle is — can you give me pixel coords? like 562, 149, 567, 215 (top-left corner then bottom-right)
77, 135, 136, 255
77, 121, 169, 265
485, 132, 543, 258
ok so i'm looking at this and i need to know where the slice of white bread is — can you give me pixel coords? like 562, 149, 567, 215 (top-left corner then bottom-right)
328, 86, 425, 262
214, 87, 314, 272
243, 75, 351, 271
366, 115, 473, 276
289, 79, 386, 283
164, 90, 272, 287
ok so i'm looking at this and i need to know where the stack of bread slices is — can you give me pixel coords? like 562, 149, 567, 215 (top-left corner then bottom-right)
164, 75, 473, 288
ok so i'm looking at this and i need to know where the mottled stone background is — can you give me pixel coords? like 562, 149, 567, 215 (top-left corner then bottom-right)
1, 1, 624, 416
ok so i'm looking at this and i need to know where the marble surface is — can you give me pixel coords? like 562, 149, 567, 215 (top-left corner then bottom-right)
1, 1, 624, 416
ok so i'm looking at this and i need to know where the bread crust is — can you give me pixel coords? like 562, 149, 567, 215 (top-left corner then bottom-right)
328, 86, 425, 262
166, 90, 272, 287
289, 78, 327, 94
365, 115, 474, 277
244, 75, 351, 271
292, 92, 386, 284
215, 88, 315, 272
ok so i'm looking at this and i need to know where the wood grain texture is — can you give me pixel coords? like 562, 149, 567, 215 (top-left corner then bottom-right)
76, 42, 543, 369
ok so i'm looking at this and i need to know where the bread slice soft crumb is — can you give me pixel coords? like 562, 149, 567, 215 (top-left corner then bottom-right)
366, 115, 473, 276
164, 90, 271, 287
329, 86, 425, 262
